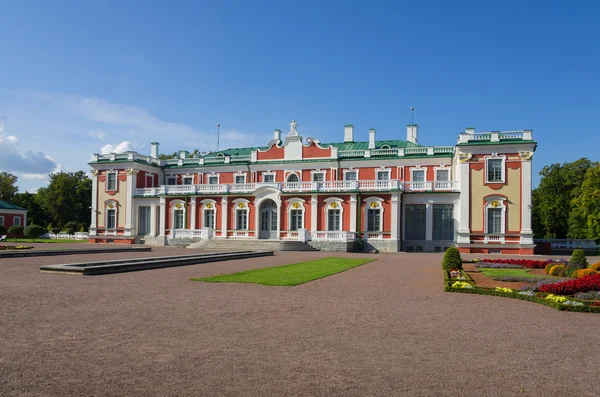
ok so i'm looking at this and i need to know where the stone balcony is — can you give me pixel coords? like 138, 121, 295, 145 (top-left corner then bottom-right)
133, 180, 460, 197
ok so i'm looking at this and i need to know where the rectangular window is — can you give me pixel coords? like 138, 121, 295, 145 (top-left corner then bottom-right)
487, 159, 503, 182
107, 209, 116, 229
345, 171, 357, 181
290, 209, 303, 231
263, 173, 275, 183
405, 204, 426, 240
138, 206, 151, 235
208, 176, 219, 185
146, 174, 154, 188
107, 172, 117, 191
376, 171, 390, 181
312, 172, 325, 182
204, 210, 215, 229
487, 208, 503, 234
236, 210, 248, 230
367, 208, 381, 232
173, 210, 184, 229
235, 175, 246, 184
412, 170, 425, 182
182, 176, 193, 185
13, 217, 21, 227
433, 204, 454, 240
167, 176, 177, 185
436, 169, 449, 181
0, 216, 4, 226
328, 209, 341, 231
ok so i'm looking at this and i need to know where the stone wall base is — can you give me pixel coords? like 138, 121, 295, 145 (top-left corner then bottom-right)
363, 239, 399, 253
135, 236, 167, 246
308, 241, 355, 252
402, 240, 454, 253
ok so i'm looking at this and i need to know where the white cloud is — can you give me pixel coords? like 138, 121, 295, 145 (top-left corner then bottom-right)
100, 141, 135, 154
21, 173, 49, 181
0, 119, 58, 174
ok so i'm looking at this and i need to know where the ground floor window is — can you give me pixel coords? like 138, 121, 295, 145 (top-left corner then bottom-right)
173, 209, 184, 229
236, 209, 248, 230
13, 217, 21, 227
405, 204, 426, 240
106, 209, 116, 229
0, 216, 4, 227
204, 209, 215, 229
328, 209, 341, 231
138, 206, 151, 235
366, 208, 381, 232
433, 204, 453, 240
487, 208, 503, 234
290, 209, 303, 231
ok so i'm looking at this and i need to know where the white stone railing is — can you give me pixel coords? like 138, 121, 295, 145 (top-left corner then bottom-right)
42, 232, 89, 240
197, 184, 228, 194
484, 234, 505, 244
339, 150, 366, 158
171, 229, 203, 239
134, 187, 160, 196
371, 148, 398, 156
229, 183, 258, 193
458, 130, 532, 144
404, 147, 428, 155
366, 232, 384, 240
309, 231, 355, 241
230, 155, 252, 162
283, 181, 318, 192
358, 180, 399, 191
231, 231, 251, 239
404, 181, 459, 192
321, 181, 359, 191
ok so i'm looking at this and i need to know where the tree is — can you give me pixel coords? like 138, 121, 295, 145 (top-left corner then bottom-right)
0, 225, 6, 236
24, 224, 46, 242
569, 164, 600, 240
13, 192, 49, 228
63, 221, 79, 235
7, 225, 24, 241
0, 172, 18, 201
36, 171, 92, 229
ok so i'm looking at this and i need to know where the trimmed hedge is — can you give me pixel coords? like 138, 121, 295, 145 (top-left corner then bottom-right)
442, 247, 462, 270
570, 249, 588, 270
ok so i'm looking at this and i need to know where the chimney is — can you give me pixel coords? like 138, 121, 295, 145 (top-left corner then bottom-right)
465, 127, 475, 134
150, 142, 159, 159
368, 128, 376, 149
407, 124, 418, 144
179, 150, 189, 159
344, 125, 354, 142
273, 129, 281, 141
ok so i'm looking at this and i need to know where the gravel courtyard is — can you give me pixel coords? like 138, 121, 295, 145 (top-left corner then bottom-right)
1, 246, 599, 396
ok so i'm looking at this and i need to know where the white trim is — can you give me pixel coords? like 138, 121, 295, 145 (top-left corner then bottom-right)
484, 196, 507, 235
262, 171, 276, 183
285, 171, 301, 182
207, 173, 220, 185
0, 215, 3, 227
170, 199, 187, 230
166, 175, 177, 185
310, 169, 326, 182
106, 171, 118, 191
286, 198, 306, 231
182, 175, 194, 185
484, 154, 506, 184
233, 171, 247, 184
375, 168, 391, 181
324, 197, 344, 231
409, 166, 426, 182
363, 197, 385, 232
200, 199, 217, 229
104, 200, 118, 230
434, 165, 450, 181
343, 168, 359, 181
232, 198, 250, 230
13, 216, 21, 227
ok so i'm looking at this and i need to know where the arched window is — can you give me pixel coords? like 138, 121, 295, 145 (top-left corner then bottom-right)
287, 198, 306, 231
171, 200, 186, 230
105, 200, 118, 229
324, 197, 344, 231
286, 173, 300, 183
364, 197, 384, 232
233, 199, 250, 230
201, 199, 217, 229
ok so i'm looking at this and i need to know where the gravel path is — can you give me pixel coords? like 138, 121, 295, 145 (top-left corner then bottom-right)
1, 249, 599, 396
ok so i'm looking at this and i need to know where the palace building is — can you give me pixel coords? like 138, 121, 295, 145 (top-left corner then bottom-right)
88, 120, 536, 254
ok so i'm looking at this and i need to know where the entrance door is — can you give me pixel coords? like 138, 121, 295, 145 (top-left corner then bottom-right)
259, 199, 278, 239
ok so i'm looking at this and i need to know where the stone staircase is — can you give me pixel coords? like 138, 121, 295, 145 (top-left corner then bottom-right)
187, 239, 319, 252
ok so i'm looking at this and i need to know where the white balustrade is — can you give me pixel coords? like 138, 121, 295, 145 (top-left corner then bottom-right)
282, 181, 317, 192
371, 148, 398, 156
339, 150, 366, 158
165, 185, 195, 194
134, 187, 160, 196
366, 232, 383, 240
172, 229, 203, 239
321, 181, 358, 191
484, 234, 505, 244
230, 183, 257, 193
309, 231, 355, 241
197, 184, 228, 194
358, 180, 399, 191
404, 147, 428, 155
231, 231, 251, 238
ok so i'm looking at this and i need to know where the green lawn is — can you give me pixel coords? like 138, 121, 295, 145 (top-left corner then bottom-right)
192, 257, 375, 286
3, 238, 88, 244
478, 268, 546, 278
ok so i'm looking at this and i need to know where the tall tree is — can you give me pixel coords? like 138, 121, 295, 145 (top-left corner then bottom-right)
36, 171, 92, 229
12, 192, 49, 228
569, 164, 600, 240
0, 172, 18, 201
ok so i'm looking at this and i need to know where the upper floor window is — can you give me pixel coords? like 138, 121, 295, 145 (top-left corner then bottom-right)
312, 172, 325, 182
235, 174, 246, 184
287, 173, 300, 183
263, 173, 275, 183
166, 176, 177, 185
345, 171, 357, 181
208, 175, 219, 185
436, 169, 449, 181
486, 157, 505, 183
182, 176, 194, 185
412, 169, 425, 182
376, 170, 390, 181
107, 172, 117, 191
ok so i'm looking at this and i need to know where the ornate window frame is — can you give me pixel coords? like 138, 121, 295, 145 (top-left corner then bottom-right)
262, 171, 276, 183
104, 200, 118, 229
324, 197, 344, 231
233, 171, 247, 184
409, 166, 426, 182
375, 166, 390, 181
200, 199, 217, 229
166, 175, 177, 185
310, 169, 326, 182
343, 168, 359, 181
13, 216, 21, 227
182, 174, 194, 185
286, 198, 306, 231
232, 198, 250, 230
207, 172, 220, 185
170, 199, 186, 230
106, 170, 118, 191
434, 165, 450, 181
364, 197, 385, 232
285, 171, 301, 182
484, 154, 506, 184
484, 196, 506, 235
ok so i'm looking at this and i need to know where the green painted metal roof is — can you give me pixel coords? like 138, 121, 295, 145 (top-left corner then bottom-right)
0, 200, 27, 211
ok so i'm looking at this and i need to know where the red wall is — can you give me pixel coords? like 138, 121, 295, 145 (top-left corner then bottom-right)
0, 212, 25, 230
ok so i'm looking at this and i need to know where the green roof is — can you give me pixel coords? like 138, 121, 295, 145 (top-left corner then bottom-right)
0, 200, 27, 211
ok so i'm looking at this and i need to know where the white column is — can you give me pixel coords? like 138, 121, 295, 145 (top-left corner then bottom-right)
124, 169, 137, 236
150, 204, 157, 236
190, 197, 197, 230
159, 197, 166, 237
391, 192, 400, 240
90, 171, 98, 235
457, 156, 471, 244
311, 195, 318, 232
221, 196, 228, 238
23, 212, 27, 228
520, 155, 534, 244
425, 202, 433, 241
349, 194, 357, 232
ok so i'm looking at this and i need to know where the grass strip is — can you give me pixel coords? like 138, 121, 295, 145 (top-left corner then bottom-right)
192, 257, 375, 286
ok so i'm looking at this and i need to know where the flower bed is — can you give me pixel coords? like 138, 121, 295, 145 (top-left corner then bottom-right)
0, 245, 34, 251
539, 274, 600, 295
474, 262, 524, 269
480, 258, 553, 269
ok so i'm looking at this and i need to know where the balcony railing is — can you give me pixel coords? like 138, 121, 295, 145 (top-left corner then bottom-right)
172, 229, 203, 239
403, 181, 460, 192
309, 231, 356, 241
484, 234, 505, 244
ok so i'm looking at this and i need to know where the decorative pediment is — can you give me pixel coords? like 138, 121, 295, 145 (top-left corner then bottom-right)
458, 153, 472, 163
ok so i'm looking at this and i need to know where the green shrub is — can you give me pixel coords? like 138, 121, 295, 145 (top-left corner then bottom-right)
442, 247, 462, 270
52, 227, 61, 235
24, 224, 46, 242
0, 225, 6, 235
565, 266, 577, 278
570, 249, 588, 270
7, 225, 24, 241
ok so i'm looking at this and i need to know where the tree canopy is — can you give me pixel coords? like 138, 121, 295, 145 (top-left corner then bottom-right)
36, 171, 92, 230
0, 172, 18, 201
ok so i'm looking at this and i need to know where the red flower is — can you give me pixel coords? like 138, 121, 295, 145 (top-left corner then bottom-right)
539, 274, 600, 295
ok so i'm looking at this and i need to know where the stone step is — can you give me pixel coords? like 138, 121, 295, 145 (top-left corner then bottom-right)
187, 239, 319, 252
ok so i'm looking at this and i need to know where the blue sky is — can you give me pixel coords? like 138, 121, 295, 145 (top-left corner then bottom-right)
1, 0, 598, 192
